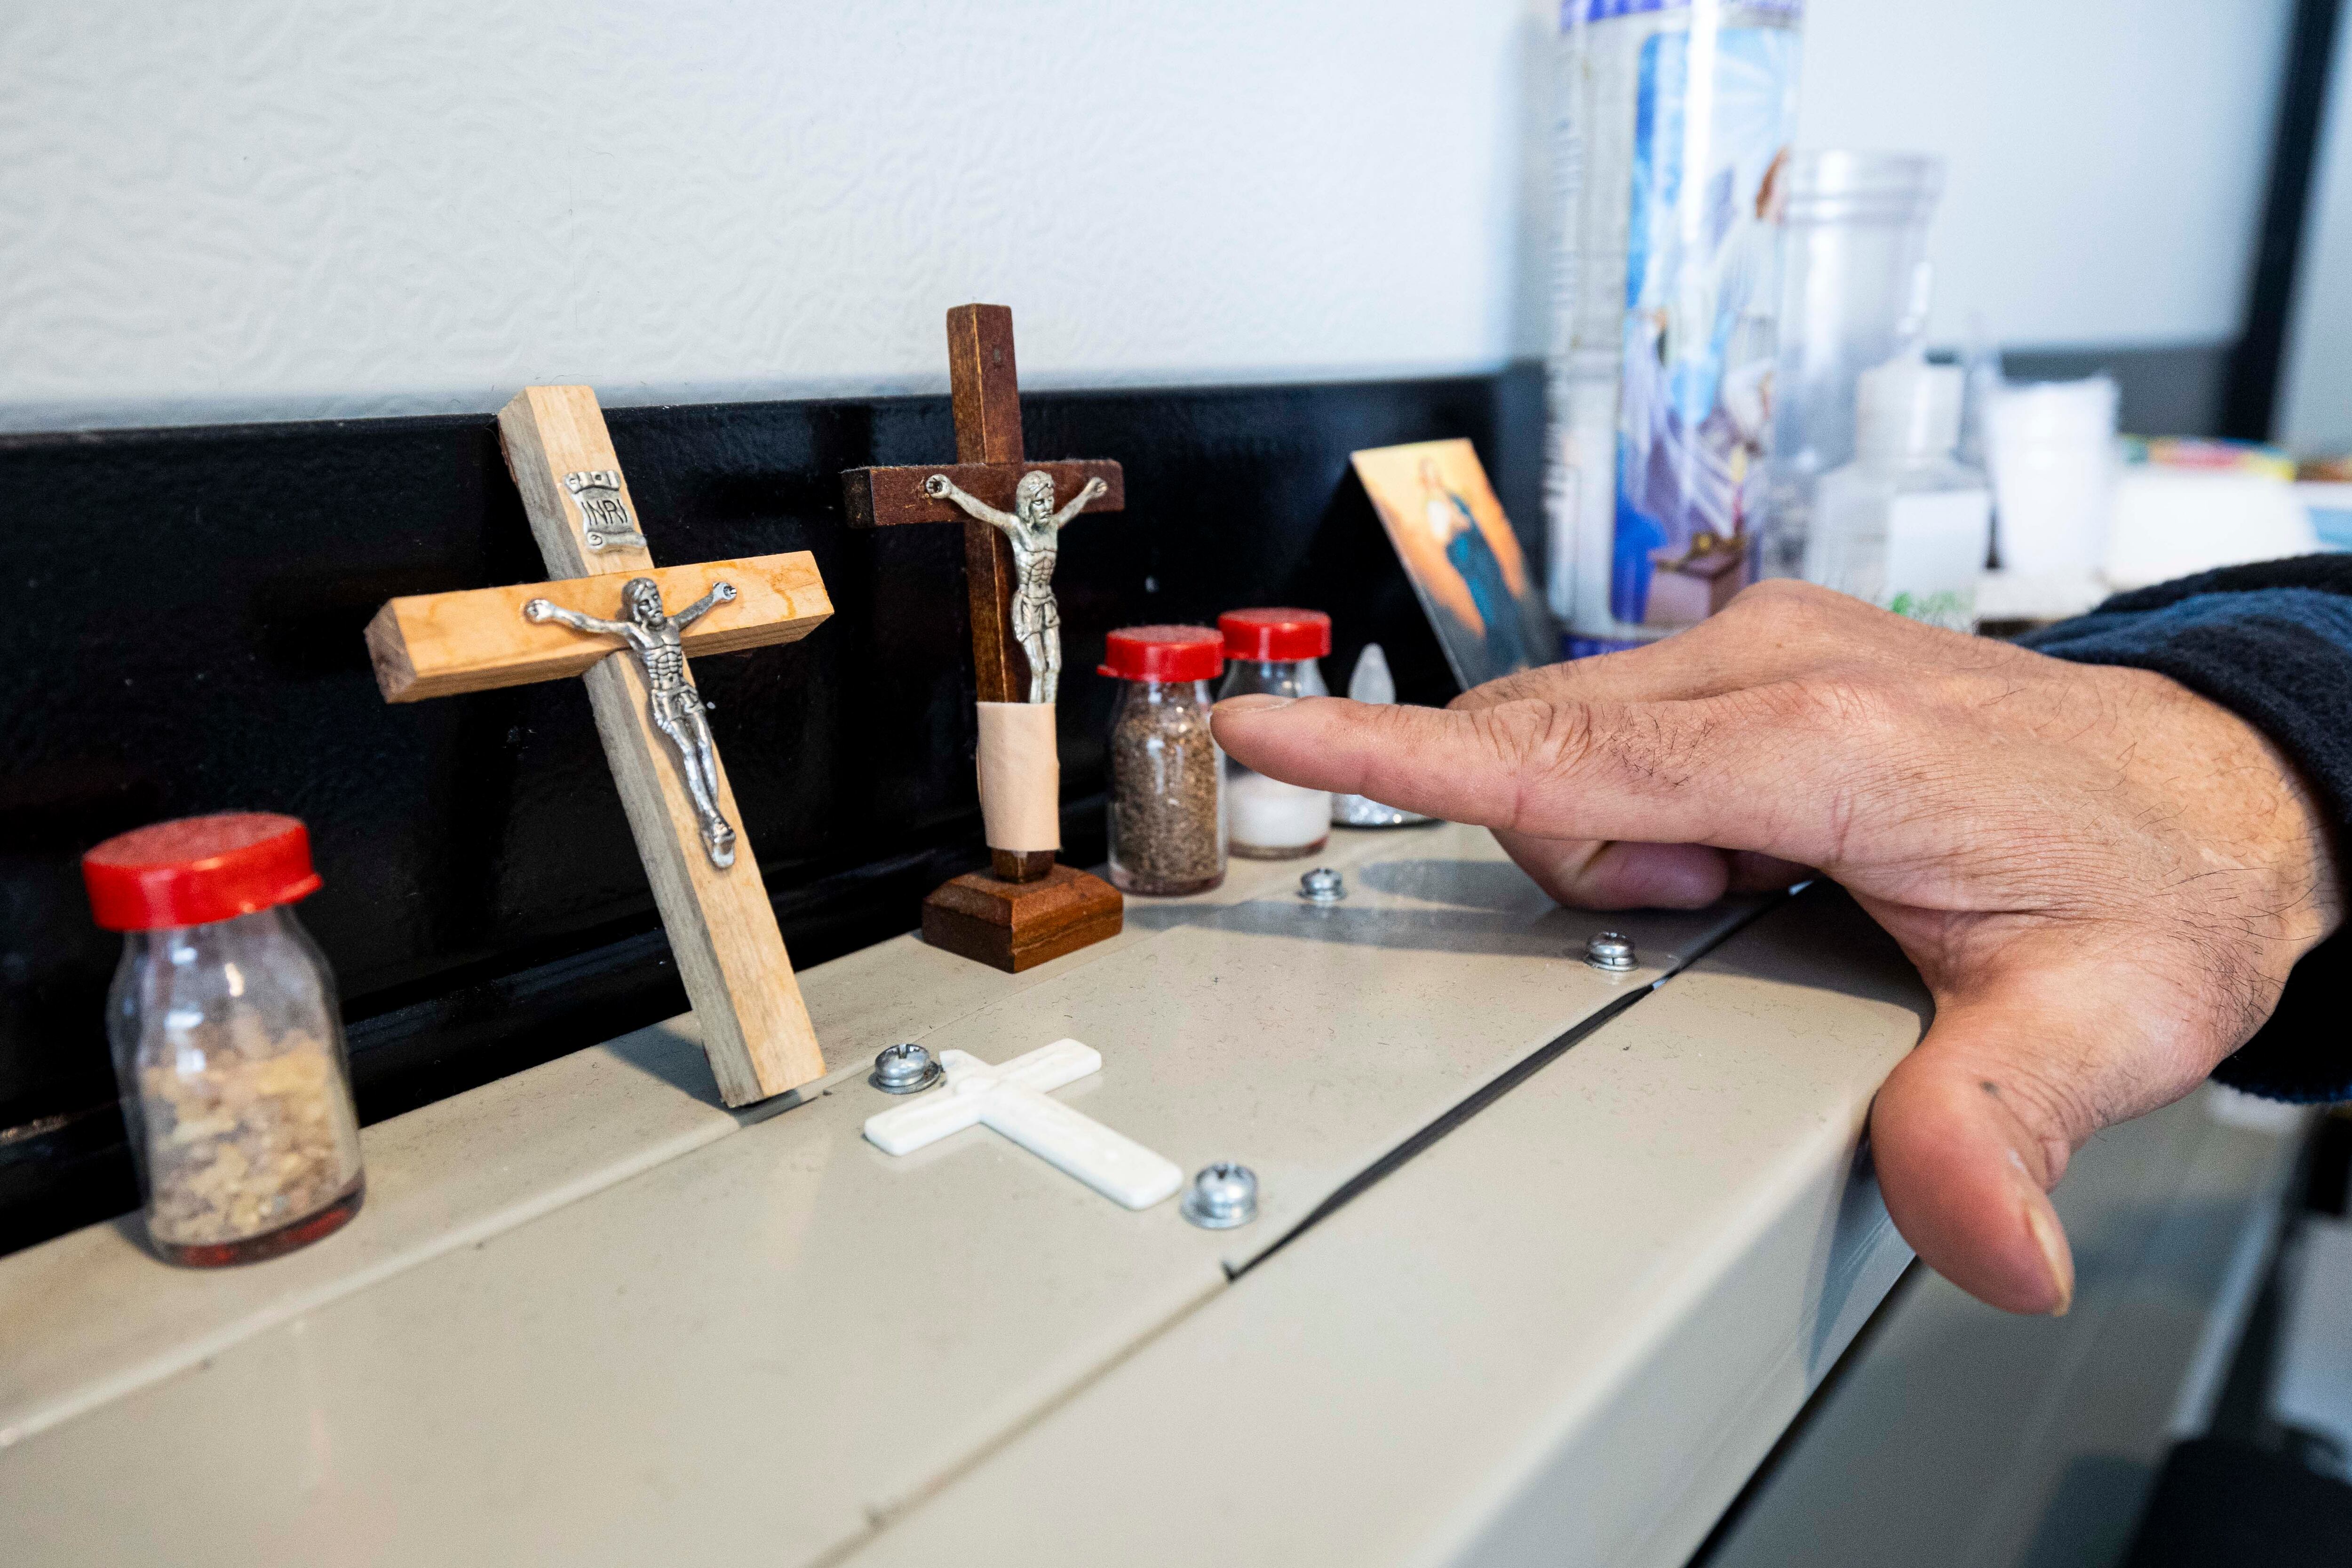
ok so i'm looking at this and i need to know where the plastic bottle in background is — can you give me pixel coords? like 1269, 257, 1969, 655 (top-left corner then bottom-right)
1956, 309, 2005, 473
1805, 349, 1991, 631
1766, 158, 1946, 579
1985, 378, 2120, 591
1546, 0, 1804, 657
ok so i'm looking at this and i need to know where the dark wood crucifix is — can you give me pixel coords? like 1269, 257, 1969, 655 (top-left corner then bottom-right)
842, 305, 1125, 972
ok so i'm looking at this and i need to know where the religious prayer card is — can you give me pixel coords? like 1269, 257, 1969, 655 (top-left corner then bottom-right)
1351, 438, 1557, 691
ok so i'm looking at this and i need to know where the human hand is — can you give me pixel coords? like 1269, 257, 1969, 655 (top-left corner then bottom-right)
1211, 582, 2342, 1314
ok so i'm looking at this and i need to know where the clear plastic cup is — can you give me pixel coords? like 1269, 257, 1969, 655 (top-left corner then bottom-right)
1767, 152, 1947, 579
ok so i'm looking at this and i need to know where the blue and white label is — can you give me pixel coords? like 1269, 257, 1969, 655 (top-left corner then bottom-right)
1606, 24, 1799, 630
1571, 0, 1803, 24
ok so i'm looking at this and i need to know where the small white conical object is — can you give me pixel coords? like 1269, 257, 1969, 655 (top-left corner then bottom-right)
1331, 643, 1434, 828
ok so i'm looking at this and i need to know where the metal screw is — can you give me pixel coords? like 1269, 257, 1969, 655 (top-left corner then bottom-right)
1182, 1162, 1260, 1229
1297, 867, 1346, 904
1584, 931, 1637, 972
870, 1042, 943, 1094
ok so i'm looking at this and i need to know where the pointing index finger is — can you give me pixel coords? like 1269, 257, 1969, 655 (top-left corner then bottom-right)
1210, 691, 1826, 858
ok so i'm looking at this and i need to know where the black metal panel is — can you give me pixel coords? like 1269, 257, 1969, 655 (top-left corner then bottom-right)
2001, 343, 2235, 439
0, 366, 1543, 1255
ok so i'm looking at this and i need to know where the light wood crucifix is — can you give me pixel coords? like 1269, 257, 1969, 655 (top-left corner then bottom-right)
842, 305, 1126, 973
365, 386, 831, 1106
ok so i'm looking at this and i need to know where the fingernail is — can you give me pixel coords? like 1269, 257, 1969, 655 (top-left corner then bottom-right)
1213, 694, 1294, 716
2023, 1199, 2074, 1317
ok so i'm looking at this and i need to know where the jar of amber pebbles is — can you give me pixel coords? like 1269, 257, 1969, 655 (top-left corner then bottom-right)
1099, 625, 1227, 896
83, 813, 365, 1267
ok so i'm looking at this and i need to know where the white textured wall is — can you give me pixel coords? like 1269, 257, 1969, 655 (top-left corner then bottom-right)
0, 1, 2297, 432
1797, 0, 2293, 350
0, 0, 1546, 432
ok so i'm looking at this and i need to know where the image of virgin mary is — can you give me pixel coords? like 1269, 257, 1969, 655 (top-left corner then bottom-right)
1419, 457, 1530, 679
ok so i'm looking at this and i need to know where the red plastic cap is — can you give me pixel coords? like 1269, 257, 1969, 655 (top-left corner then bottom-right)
1219, 607, 1332, 661
1097, 625, 1224, 683
83, 813, 322, 932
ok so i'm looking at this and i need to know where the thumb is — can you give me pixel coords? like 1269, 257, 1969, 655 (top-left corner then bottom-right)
1868, 984, 2086, 1316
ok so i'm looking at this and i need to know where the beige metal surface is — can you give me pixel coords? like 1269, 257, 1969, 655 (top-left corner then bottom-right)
0, 825, 1494, 1446
847, 888, 1929, 1568
0, 825, 1754, 1567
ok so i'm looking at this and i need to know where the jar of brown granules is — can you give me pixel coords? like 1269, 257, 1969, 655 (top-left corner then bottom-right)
1099, 626, 1226, 896
83, 813, 365, 1267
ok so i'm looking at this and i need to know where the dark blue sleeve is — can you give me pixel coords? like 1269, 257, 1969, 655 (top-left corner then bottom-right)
2020, 554, 2352, 1102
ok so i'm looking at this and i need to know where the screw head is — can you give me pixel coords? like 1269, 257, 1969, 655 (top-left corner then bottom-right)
1182, 1162, 1260, 1228
1297, 867, 1346, 903
1584, 931, 1637, 972
870, 1042, 943, 1094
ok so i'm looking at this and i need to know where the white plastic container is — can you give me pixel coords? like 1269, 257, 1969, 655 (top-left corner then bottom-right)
2105, 468, 2319, 590
1805, 351, 1991, 630
1985, 378, 2119, 584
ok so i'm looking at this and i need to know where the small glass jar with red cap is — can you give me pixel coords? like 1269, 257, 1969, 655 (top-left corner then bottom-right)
1216, 608, 1334, 858
83, 813, 365, 1266
1099, 625, 1227, 896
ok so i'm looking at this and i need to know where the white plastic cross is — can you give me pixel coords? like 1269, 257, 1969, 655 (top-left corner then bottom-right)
862, 1038, 1184, 1210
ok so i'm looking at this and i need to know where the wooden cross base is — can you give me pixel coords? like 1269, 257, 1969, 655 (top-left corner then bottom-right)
921, 863, 1122, 974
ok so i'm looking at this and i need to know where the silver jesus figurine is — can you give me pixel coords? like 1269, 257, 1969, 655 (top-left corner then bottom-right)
923, 469, 1109, 705
523, 577, 741, 868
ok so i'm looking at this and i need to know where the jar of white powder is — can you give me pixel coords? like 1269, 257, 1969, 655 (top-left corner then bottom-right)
1215, 608, 1333, 859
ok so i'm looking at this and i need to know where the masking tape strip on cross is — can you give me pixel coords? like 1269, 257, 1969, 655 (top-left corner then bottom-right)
975, 701, 1061, 853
